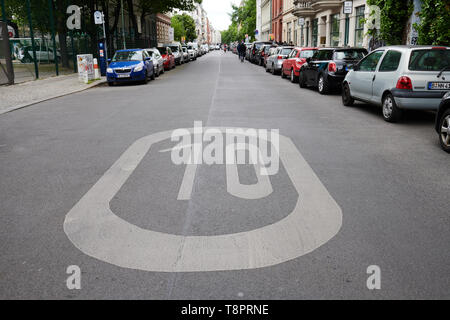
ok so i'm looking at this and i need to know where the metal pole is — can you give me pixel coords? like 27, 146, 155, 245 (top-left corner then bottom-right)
70, 30, 76, 73
102, 12, 108, 64
120, 0, 126, 49
26, 0, 39, 79
1, 0, 6, 22
48, 0, 59, 75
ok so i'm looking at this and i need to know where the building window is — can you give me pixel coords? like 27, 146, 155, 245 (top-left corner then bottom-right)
287, 22, 292, 43
355, 5, 365, 47
330, 14, 340, 46
312, 19, 318, 47
306, 21, 310, 46
300, 25, 304, 46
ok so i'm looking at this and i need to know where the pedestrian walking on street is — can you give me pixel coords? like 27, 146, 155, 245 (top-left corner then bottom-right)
237, 41, 246, 62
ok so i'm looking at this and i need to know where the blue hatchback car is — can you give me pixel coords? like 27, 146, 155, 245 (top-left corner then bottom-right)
107, 49, 155, 86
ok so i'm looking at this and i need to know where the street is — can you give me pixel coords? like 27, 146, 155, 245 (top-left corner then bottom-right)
0, 51, 449, 299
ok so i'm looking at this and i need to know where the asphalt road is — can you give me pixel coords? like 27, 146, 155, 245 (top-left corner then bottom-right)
0, 51, 449, 299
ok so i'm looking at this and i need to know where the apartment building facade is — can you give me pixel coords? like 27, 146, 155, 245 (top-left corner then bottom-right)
261, 0, 272, 41
282, 0, 296, 44
272, 0, 283, 42
292, 0, 369, 48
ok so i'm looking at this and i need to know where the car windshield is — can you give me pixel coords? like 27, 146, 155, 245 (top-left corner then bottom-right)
169, 46, 180, 52
300, 50, 316, 58
187, 46, 194, 50
112, 51, 142, 62
409, 49, 450, 71
334, 50, 367, 60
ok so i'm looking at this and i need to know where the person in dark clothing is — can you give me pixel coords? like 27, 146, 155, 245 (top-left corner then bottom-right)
237, 41, 246, 62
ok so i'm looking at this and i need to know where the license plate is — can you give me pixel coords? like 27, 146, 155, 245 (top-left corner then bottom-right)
117, 74, 130, 78
428, 82, 450, 90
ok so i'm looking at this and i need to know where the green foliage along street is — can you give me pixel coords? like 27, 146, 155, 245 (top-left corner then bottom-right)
221, 0, 256, 44
172, 13, 197, 42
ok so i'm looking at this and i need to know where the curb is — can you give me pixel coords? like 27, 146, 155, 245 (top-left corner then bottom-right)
0, 79, 107, 116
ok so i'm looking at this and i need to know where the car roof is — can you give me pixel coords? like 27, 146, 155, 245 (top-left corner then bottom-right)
375, 45, 450, 51
116, 49, 142, 52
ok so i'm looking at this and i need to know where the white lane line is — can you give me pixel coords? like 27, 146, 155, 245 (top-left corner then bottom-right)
63, 128, 342, 272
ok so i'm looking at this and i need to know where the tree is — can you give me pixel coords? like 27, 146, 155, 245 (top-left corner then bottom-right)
172, 13, 197, 42
414, 0, 450, 45
366, 0, 414, 45
221, 0, 256, 43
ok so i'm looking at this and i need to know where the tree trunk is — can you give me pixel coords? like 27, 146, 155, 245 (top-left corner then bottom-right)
55, 0, 69, 68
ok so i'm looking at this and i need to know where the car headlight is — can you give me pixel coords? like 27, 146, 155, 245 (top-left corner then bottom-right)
444, 91, 450, 99
134, 65, 144, 72
107, 68, 113, 73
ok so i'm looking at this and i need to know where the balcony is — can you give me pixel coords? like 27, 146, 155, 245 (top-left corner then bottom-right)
293, 1, 317, 18
311, 0, 343, 10
293, 0, 343, 17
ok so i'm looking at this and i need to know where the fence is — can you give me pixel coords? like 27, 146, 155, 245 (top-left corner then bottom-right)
0, 21, 13, 85
1, 0, 159, 85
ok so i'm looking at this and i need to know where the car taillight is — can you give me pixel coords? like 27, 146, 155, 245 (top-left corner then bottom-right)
396, 76, 413, 90
277, 56, 283, 60
328, 62, 337, 73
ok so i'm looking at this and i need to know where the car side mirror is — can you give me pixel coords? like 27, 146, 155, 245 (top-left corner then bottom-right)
145, 57, 151, 61
306, 57, 312, 63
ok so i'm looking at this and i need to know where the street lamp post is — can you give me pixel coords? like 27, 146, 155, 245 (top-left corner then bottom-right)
121, 0, 126, 49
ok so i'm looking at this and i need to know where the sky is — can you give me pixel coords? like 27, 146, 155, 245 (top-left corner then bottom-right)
202, 0, 241, 31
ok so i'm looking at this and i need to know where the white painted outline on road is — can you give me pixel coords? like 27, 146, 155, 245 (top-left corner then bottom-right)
63, 128, 342, 272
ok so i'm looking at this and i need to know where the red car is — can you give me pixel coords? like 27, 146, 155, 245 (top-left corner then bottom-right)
157, 46, 176, 70
281, 47, 318, 83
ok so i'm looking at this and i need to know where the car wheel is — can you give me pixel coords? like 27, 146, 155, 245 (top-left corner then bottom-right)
382, 93, 402, 123
143, 71, 149, 84
271, 65, 276, 75
108, 81, 114, 87
281, 69, 286, 78
290, 69, 298, 83
438, 109, 450, 153
161, 66, 165, 74
299, 71, 307, 88
342, 83, 354, 106
317, 75, 330, 95
151, 70, 156, 80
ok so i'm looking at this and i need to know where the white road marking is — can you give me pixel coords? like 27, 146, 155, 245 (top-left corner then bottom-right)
64, 128, 342, 272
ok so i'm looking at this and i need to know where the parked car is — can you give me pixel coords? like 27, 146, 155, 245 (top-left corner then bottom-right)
264, 46, 278, 68
106, 49, 155, 86
436, 92, 450, 153
245, 43, 252, 60
157, 46, 176, 70
299, 47, 368, 94
256, 44, 277, 66
186, 45, 197, 60
18, 45, 61, 63
281, 47, 318, 83
181, 47, 190, 63
342, 45, 450, 122
167, 43, 184, 65
145, 48, 164, 77
266, 46, 294, 75
249, 41, 273, 64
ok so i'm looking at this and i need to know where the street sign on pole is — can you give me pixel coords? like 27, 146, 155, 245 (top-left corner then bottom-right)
94, 11, 103, 25
343, 1, 353, 14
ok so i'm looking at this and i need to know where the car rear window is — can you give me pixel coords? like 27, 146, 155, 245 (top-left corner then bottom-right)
334, 50, 367, 60
409, 49, 450, 71
157, 47, 167, 54
280, 48, 293, 55
314, 50, 333, 60
300, 50, 316, 58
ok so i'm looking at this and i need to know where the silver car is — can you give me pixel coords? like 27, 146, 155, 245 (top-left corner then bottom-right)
265, 47, 293, 75
145, 48, 164, 77
181, 47, 190, 63
342, 45, 450, 122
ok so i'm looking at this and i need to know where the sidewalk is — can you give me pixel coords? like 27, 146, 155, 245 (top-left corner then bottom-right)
0, 74, 106, 115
